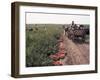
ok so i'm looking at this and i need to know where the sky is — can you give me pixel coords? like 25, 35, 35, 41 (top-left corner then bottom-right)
26, 12, 90, 24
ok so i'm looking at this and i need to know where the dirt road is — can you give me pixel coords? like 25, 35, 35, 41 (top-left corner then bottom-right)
62, 33, 89, 65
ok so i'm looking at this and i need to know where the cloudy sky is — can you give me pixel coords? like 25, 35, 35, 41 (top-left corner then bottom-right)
26, 12, 90, 24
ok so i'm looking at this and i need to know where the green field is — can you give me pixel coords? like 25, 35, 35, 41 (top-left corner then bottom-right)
26, 24, 63, 67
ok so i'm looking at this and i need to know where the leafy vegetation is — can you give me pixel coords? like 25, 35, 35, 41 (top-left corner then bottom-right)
26, 24, 63, 67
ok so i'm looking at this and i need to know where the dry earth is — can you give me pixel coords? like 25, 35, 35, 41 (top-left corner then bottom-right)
62, 32, 89, 65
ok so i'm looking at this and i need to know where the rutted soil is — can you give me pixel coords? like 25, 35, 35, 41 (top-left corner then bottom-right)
62, 32, 89, 65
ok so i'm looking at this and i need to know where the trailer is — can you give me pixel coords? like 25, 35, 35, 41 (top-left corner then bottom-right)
67, 25, 88, 42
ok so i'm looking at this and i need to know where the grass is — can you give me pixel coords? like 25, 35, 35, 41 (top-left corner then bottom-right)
26, 24, 63, 67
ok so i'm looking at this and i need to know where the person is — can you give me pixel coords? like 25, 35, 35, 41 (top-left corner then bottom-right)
71, 21, 75, 27
70, 21, 77, 30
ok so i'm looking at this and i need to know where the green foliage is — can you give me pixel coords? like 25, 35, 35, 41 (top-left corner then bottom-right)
26, 24, 63, 67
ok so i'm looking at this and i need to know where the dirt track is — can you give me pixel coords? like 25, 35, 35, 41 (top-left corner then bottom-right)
62, 33, 89, 65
